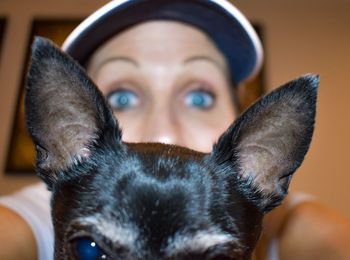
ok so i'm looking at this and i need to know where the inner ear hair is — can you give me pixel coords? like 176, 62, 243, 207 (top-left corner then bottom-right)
213, 74, 319, 212
25, 37, 121, 186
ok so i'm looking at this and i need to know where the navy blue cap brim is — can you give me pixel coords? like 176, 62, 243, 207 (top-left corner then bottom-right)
62, 0, 263, 85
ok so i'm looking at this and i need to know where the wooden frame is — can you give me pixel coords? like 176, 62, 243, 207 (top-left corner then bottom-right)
0, 18, 7, 65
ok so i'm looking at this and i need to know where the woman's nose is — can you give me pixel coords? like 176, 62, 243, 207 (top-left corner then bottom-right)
140, 106, 183, 146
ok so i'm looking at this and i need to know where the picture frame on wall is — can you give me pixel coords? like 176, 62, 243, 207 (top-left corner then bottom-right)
5, 19, 265, 174
0, 18, 7, 64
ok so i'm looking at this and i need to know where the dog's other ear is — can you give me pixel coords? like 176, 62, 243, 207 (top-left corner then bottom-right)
25, 37, 121, 186
211, 75, 318, 212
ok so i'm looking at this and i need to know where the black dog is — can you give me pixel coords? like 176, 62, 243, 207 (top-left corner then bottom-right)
25, 37, 318, 260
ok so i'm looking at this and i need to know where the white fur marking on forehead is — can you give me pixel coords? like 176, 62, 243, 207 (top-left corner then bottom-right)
165, 229, 235, 255
78, 215, 139, 247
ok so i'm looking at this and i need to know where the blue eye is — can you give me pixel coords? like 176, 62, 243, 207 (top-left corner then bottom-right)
72, 237, 108, 260
107, 89, 139, 111
184, 90, 215, 109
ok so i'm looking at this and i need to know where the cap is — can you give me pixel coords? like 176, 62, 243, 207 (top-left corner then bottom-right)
62, 0, 263, 85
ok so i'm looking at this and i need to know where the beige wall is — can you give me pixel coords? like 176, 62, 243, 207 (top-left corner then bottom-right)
0, 0, 349, 219
235, 0, 350, 219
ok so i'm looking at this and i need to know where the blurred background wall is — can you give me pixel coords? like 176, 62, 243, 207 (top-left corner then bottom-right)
0, 0, 349, 219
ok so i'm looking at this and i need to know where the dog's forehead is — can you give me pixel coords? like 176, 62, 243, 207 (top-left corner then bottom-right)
116, 142, 211, 181
85, 141, 213, 200
108, 146, 214, 235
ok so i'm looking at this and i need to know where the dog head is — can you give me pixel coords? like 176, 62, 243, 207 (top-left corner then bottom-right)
25, 37, 318, 259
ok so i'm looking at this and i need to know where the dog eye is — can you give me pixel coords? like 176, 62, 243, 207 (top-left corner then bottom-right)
71, 237, 108, 260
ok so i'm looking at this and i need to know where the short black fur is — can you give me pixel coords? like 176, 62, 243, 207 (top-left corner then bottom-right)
25, 37, 318, 260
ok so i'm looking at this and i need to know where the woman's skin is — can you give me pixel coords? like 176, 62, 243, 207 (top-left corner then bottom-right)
87, 21, 236, 152
1, 20, 350, 260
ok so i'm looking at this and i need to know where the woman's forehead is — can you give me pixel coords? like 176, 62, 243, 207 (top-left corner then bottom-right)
87, 20, 228, 76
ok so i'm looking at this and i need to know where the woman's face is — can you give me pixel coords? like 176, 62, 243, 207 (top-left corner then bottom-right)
87, 21, 236, 152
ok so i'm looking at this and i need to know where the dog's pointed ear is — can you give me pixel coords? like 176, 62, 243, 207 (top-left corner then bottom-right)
211, 75, 318, 212
25, 37, 121, 186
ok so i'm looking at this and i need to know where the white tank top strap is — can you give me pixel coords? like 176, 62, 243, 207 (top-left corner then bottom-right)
266, 237, 279, 260
285, 192, 316, 210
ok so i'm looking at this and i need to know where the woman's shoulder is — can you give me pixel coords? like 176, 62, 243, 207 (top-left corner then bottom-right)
256, 193, 350, 259
0, 182, 54, 260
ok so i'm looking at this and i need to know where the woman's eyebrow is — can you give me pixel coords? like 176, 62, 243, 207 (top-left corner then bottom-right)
91, 56, 140, 78
183, 56, 225, 71
97, 56, 140, 70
